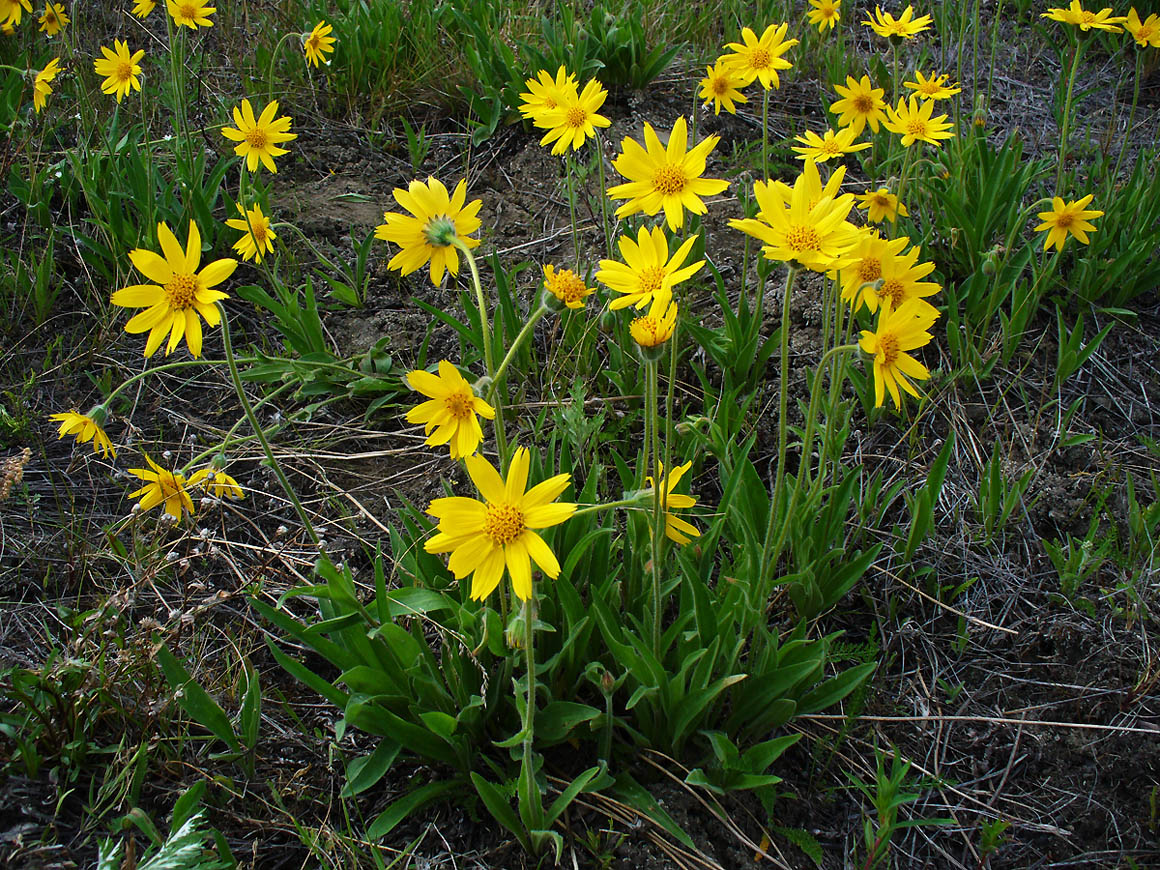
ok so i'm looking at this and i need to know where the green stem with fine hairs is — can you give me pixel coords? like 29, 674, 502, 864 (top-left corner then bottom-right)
486, 301, 548, 403
1055, 32, 1085, 196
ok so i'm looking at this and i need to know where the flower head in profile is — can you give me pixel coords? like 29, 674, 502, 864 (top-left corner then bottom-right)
1125, 8, 1160, 45
904, 71, 961, 100
721, 23, 798, 90
110, 220, 237, 358
859, 299, 940, 408
0, 0, 31, 27
534, 78, 611, 155
883, 97, 954, 147
131, 0, 155, 17
519, 66, 578, 120
1042, 1, 1125, 31
374, 177, 482, 285
49, 410, 115, 458
167, 0, 214, 28
807, 0, 841, 32
629, 295, 678, 352
792, 127, 872, 162
863, 5, 932, 39
93, 40, 144, 103
32, 57, 60, 113
597, 225, 704, 310
607, 116, 729, 230
830, 75, 887, 137
303, 21, 335, 66
220, 98, 297, 173
404, 360, 495, 459
128, 455, 195, 519
37, 2, 67, 35
425, 446, 576, 601
225, 202, 277, 262
542, 264, 593, 310
644, 460, 700, 545
857, 187, 907, 224
698, 60, 748, 115
1035, 194, 1102, 252
189, 466, 244, 500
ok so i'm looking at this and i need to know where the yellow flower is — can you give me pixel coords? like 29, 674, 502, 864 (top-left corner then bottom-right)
721, 23, 798, 90
0, 0, 30, 27
32, 57, 60, 113
93, 40, 144, 103
883, 96, 954, 147
128, 455, 195, 519
425, 446, 576, 601
542, 264, 593, 310
596, 225, 704, 310
188, 467, 244, 499
629, 295, 678, 350
167, 0, 214, 28
863, 4, 932, 39
807, 0, 841, 32
903, 70, 961, 100
405, 360, 495, 459
37, 2, 66, 34
220, 98, 297, 173
49, 410, 115, 458
645, 460, 700, 545
519, 66, 578, 120
533, 78, 611, 155
303, 21, 335, 67
1042, 1, 1125, 31
225, 202, 276, 262
110, 220, 237, 358
837, 229, 909, 311
1034, 194, 1102, 252
607, 116, 729, 230
131, 0, 155, 18
829, 74, 887, 137
698, 60, 748, 115
729, 159, 859, 273
859, 299, 939, 408
791, 126, 872, 162
1125, 7, 1160, 45
857, 187, 907, 224
863, 242, 941, 315
374, 177, 483, 285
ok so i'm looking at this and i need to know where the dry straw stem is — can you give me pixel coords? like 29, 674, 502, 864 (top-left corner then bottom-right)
800, 713, 1160, 735
873, 564, 1017, 634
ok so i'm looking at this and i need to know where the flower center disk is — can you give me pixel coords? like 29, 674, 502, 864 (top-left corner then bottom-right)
638, 265, 666, 296
785, 225, 822, 252
245, 127, 269, 149
750, 48, 772, 69
443, 389, 474, 420
164, 273, 198, 309
565, 105, 588, 128
483, 503, 525, 547
653, 164, 688, 196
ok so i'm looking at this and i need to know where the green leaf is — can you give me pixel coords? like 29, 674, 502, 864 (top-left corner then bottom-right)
367, 780, 462, 840
611, 773, 695, 849
419, 711, 457, 740
536, 701, 601, 743
470, 773, 530, 851
341, 741, 402, 798
796, 662, 876, 714
156, 645, 239, 752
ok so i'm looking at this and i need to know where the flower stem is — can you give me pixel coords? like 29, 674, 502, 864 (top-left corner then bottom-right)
1111, 50, 1142, 184
519, 596, 544, 829
646, 359, 664, 657
454, 239, 509, 464
1055, 33, 1084, 196
565, 154, 581, 270
267, 31, 298, 102
486, 302, 548, 404
761, 87, 770, 180
594, 132, 612, 258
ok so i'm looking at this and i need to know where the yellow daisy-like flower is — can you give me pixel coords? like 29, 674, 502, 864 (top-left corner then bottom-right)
225, 202, 277, 263
857, 187, 907, 224
533, 78, 611, 155
49, 410, 115, 458
32, 57, 60, 113
131, 0, 155, 18
596, 225, 704, 311
903, 71, 961, 100
1034, 194, 1103, 252
188, 467, 244, 499
859, 299, 939, 408
542, 264, 593, 310
519, 66, 578, 120
644, 460, 700, 545
1124, 7, 1160, 45
829, 74, 888, 137
303, 21, 335, 67
93, 40, 144, 103
808, 0, 841, 32
110, 220, 237, 358
404, 360, 495, 460
128, 455, 195, 519
863, 4, 932, 39
220, 98, 297, 173
837, 229, 909, 311
792, 126, 872, 162
729, 159, 859, 273
607, 116, 729, 230
1042, 1, 1125, 31
698, 60, 748, 115
37, 2, 66, 35
425, 446, 576, 602
374, 177, 483, 285
0, 0, 31, 27
721, 23, 798, 90
862, 242, 941, 315
166, 0, 214, 28
629, 295, 678, 350
883, 96, 954, 147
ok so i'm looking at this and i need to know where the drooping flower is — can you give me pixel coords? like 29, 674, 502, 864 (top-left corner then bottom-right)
1042, 1, 1125, 31
720, 23, 798, 90
220, 98, 297, 173
829, 74, 888, 137
128, 455, 195, 519
903, 70, 961, 100
131, 0, 155, 18
518, 66, 578, 120
404, 360, 495, 460
644, 460, 700, 545
49, 410, 115, 458
1124, 8, 1160, 45
0, 0, 31, 27
374, 177, 482, 285
883, 96, 954, 147
791, 126, 872, 162
166, 0, 214, 28
596, 225, 704, 310
629, 295, 678, 354
807, 0, 841, 32
425, 446, 576, 601
837, 230, 909, 311
93, 40, 144, 103
859, 299, 939, 408
534, 78, 611, 155
857, 187, 908, 224
37, 2, 67, 35
863, 4, 932, 39
1034, 194, 1102, 252
542, 264, 594, 310
698, 60, 748, 115
110, 220, 237, 358
32, 57, 60, 113
225, 202, 277, 262
303, 21, 335, 66
607, 116, 729, 230
188, 467, 244, 499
